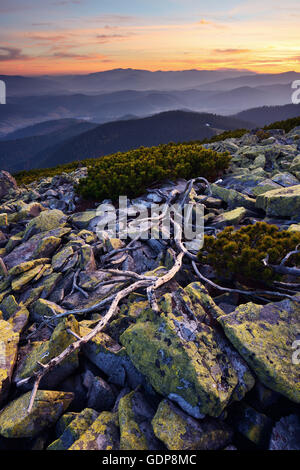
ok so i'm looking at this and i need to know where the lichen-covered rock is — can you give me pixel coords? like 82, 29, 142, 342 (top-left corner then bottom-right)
210, 184, 256, 211
51, 246, 74, 271
118, 390, 162, 450
69, 411, 120, 450
0, 295, 29, 333
0, 171, 17, 200
152, 399, 232, 450
256, 185, 300, 217
79, 244, 96, 272
11, 264, 46, 292
213, 207, 247, 229
8, 258, 50, 277
269, 415, 300, 450
30, 298, 66, 323
120, 283, 254, 418
70, 211, 99, 230
0, 320, 19, 405
218, 296, 300, 403
228, 402, 273, 448
0, 390, 73, 438
15, 315, 80, 388
23, 209, 67, 239
3, 229, 67, 271
0, 213, 8, 227
47, 408, 99, 450
290, 154, 300, 173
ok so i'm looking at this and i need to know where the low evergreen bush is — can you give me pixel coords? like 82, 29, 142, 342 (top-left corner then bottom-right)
197, 222, 300, 285
76, 143, 231, 201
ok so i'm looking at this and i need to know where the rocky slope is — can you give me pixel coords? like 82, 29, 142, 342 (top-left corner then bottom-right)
0, 125, 299, 451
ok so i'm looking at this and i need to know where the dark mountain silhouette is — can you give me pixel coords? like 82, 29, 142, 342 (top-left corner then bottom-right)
2, 111, 253, 173
233, 103, 300, 126
0, 120, 99, 173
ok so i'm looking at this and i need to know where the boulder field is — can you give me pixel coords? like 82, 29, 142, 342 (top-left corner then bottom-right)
0, 126, 299, 450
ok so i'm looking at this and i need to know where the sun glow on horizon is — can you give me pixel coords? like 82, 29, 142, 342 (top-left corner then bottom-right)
1, 0, 300, 76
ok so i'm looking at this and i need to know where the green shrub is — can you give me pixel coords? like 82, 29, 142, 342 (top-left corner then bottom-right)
264, 116, 300, 133
198, 222, 300, 285
76, 143, 231, 201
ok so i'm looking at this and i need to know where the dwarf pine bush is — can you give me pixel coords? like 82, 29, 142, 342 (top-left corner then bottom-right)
198, 222, 300, 285
76, 143, 231, 201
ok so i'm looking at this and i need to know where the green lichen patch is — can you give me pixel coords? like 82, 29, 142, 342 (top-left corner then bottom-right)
218, 296, 300, 403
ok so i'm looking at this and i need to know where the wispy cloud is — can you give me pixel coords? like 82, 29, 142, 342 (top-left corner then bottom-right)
0, 46, 29, 61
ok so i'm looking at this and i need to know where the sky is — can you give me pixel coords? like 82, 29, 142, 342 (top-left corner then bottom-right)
0, 0, 300, 75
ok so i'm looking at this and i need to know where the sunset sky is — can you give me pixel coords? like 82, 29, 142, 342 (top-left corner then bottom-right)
1, 0, 300, 75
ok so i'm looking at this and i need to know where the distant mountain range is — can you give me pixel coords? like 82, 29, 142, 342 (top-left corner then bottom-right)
1, 69, 256, 96
0, 111, 252, 173
0, 68, 299, 175
0, 82, 296, 137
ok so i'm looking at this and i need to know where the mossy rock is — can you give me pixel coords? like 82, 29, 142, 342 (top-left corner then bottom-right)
256, 185, 300, 217
47, 408, 99, 450
118, 390, 161, 450
51, 246, 74, 271
0, 295, 29, 333
218, 296, 300, 403
0, 390, 73, 438
213, 207, 247, 229
152, 399, 233, 450
8, 258, 50, 277
11, 264, 45, 292
31, 298, 65, 323
70, 211, 99, 230
120, 283, 254, 418
69, 411, 120, 450
210, 184, 256, 211
23, 209, 67, 238
15, 316, 80, 388
0, 320, 19, 405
